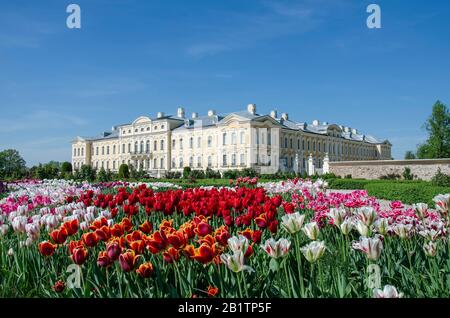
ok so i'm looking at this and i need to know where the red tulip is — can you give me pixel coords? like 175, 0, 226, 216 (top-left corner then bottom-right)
53, 280, 66, 293
193, 243, 215, 264
207, 286, 219, 297
97, 251, 111, 267
82, 232, 99, 248
139, 220, 153, 234
119, 250, 140, 272
50, 227, 68, 245
39, 241, 57, 256
63, 219, 79, 236
106, 241, 121, 261
195, 221, 213, 237
71, 247, 88, 265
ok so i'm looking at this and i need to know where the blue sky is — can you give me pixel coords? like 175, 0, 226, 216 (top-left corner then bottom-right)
0, 0, 449, 166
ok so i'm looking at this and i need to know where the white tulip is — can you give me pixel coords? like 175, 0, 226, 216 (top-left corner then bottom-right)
355, 220, 370, 237
261, 238, 291, 259
357, 206, 377, 226
352, 236, 383, 261
302, 222, 320, 240
300, 240, 326, 263
281, 212, 305, 234
373, 285, 403, 298
227, 235, 249, 254
340, 219, 353, 235
220, 251, 254, 273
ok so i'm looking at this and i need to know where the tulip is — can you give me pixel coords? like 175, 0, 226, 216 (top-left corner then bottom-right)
97, 251, 111, 267
50, 228, 68, 245
300, 241, 326, 263
11, 216, 27, 233
25, 223, 40, 240
39, 241, 57, 257
261, 238, 291, 259
82, 232, 99, 247
71, 247, 89, 265
373, 285, 403, 298
193, 243, 215, 264
413, 203, 428, 219
7, 248, 14, 257
355, 220, 370, 237
227, 235, 249, 254
393, 223, 413, 239
281, 212, 306, 234
119, 250, 140, 272
340, 219, 353, 235
418, 229, 440, 241
423, 241, 437, 257
352, 236, 383, 261
136, 262, 154, 278
373, 218, 389, 236
52, 280, 66, 293
302, 222, 319, 240
139, 220, 153, 234
207, 286, 219, 297
357, 206, 377, 226
433, 194, 449, 219
220, 251, 254, 273
0, 224, 9, 236
106, 241, 121, 261
328, 207, 346, 227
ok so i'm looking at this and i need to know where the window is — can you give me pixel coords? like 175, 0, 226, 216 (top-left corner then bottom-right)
284, 138, 288, 148
223, 154, 227, 166
172, 158, 176, 168
74, 148, 76, 156
160, 158, 164, 169
208, 156, 212, 167
134, 142, 138, 153
180, 138, 183, 150
189, 137, 193, 149
141, 128, 144, 132
307, 141, 310, 151
208, 136, 212, 147
140, 141, 144, 153
172, 139, 176, 149
122, 144, 125, 154
161, 125, 165, 130
318, 142, 321, 152
128, 143, 131, 153
268, 132, 271, 146
189, 156, 193, 167
160, 140, 164, 151
313, 142, 316, 152
302, 140, 305, 151
102, 146, 105, 155
240, 131, 245, 144
113, 145, 116, 154
81, 148, 84, 156
76, 148, 80, 156
232, 132, 237, 145
290, 139, 293, 148
197, 156, 202, 168
223, 133, 227, 145
197, 137, 201, 148
154, 140, 157, 151
179, 157, 183, 168
240, 153, 245, 165
106, 161, 109, 170
146, 141, 150, 153
107, 146, 110, 155
154, 158, 157, 169
231, 154, 236, 166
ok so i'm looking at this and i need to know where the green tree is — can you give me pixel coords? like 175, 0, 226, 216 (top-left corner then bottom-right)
0, 149, 26, 179
61, 162, 73, 174
76, 164, 96, 182
118, 164, 130, 179
404, 151, 416, 159
417, 101, 450, 159
96, 167, 111, 182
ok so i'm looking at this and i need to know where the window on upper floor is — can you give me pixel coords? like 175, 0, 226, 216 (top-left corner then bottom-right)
208, 156, 212, 167
197, 156, 201, 167
154, 140, 157, 151
160, 140, 164, 151
172, 139, 176, 149
134, 142, 138, 153
232, 132, 237, 145
240, 131, 245, 144
197, 137, 201, 148
146, 141, 150, 153
102, 146, 105, 155
189, 137, 193, 149
223, 133, 227, 146
208, 136, 212, 147
268, 132, 271, 146
107, 146, 110, 155
180, 138, 183, 150
122, 144, 125, 154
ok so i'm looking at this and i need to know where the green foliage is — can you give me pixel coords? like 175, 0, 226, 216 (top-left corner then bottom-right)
61, 162, 72, 174
417, 100, 450, 159
96, 167, 113, 182
74, 164, 96, 182
118, 164, 130, 179
402, 167, 415, 180
404, 151, 416, 159
431, 168, 450, 187
380, 173, 401, 180
165, 171, 181, 179
365, 182, 449, 206
0, 149, 27, 179
33, 162, 61, 180
189, 169, 205, 179
205, 167, 221, 179
182, 167, 191, 179
222, 169, 238, 179
327, 178, 371, 190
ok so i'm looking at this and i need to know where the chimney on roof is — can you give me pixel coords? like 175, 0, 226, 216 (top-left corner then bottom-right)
270, 110, 277, 119
281, 113, 289, 121
191, 112, 198, 119
207, 109, 216, 116
157, 112, 165, 118
351, 128, 358, 135
177, 107, 185, 119
247, 103, 256, 115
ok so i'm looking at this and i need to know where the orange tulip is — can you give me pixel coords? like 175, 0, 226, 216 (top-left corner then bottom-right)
63, 219, 79, 236
129, 240, 145, 254
82, 232, 99, 248
207, 285, 219, 297
139, 221, 153, 234
136, 262, 154, 278
39, 241, 57, 256
163, 247, 180, 263
97, 251, 111, 267
193, 243, 215, 264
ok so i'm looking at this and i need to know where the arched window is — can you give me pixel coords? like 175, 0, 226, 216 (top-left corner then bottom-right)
102, 146, 105, 155
172, 139, 176, 149
180, 138, 183, 150
197, 156, 202, 168
208, 156, 212, 167
172, 158, 176, 168
160, 158, 164, 169
160, 140, 164, 151
134, 142, 138, 153
223, 133, 227, 145
179, 157, 183, 168
113, 145, 116, 154
208, 136, 212, 147
284, 138, 288, 148
232, 132, 237, 145
154, 140, 157, 151
146, 141, 150, 153
140, 141, 144, 153
189, 156, 193, 167
240, 131, 245, 144
189, 137, 193, 149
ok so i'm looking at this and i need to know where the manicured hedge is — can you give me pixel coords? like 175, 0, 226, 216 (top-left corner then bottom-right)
364, 182, 450, 206
327, 178, 372, 190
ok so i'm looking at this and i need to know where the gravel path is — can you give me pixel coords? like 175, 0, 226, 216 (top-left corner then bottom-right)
327, 189, 413, 210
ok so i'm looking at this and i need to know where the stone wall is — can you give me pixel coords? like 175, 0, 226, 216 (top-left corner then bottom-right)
329, 159, 450, 181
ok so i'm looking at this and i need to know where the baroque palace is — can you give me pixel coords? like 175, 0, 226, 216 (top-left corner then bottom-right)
72, 104, 392, 177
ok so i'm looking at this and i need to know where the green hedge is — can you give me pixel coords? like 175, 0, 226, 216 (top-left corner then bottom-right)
327, 179, 372, 190
364, 182, 450, 206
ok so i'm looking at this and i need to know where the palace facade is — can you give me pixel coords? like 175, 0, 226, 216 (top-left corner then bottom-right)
72, 104, 392, 177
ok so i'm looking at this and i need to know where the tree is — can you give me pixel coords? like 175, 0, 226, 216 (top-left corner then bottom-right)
96, 167, 111, 182
417, 101, 450, 159
118, 164, 130, 179
404, 151, 416, 159
0, 149, 26, 179
77, 164, 96, 182
61, 162, 73, 174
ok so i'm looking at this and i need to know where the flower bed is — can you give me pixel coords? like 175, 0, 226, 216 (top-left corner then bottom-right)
0, 178, 449, 298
